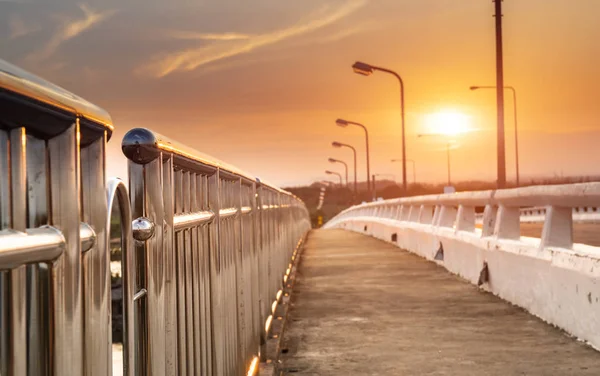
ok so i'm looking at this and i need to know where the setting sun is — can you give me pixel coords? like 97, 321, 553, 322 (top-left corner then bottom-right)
423, 111, 472, 136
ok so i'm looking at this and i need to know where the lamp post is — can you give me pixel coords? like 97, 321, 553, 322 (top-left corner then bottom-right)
493, 0, 506, 188
470, 85, 519, 186
325, 170, 343, 187
335, 118, 371, 195
418, 134, 452, 187
352, 61, 407, 191
391, 159, 416, 185
328, 157, 349, 187
332, 141, 357, 195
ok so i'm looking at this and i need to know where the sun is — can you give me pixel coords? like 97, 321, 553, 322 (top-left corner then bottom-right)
424, 110, 472, 136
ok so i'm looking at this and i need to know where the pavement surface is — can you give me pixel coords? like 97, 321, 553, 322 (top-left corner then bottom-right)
279, 229, 600, 375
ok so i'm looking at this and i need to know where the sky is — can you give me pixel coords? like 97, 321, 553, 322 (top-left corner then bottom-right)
2, 0, 600, 187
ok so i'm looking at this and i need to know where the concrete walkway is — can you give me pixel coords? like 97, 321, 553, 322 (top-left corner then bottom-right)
279, 229, 600, 375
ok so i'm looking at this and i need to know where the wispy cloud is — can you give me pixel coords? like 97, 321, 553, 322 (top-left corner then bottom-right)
169, 31, 251, 41
9, 15, 41, 39
139, 0, 367, 78
28, 4, 115, 62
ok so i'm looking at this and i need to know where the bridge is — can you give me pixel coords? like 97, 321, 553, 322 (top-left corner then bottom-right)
1, 61, 600, 376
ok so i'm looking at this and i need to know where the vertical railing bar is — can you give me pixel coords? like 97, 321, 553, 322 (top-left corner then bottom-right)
201, 174, 212, 376
25, 134, 49, 376
189, 173, 202, 375
0, 130, 9, 376
81, 132, 110, 376
48, 121, 83, 374
173, 168, 187, 376
9, 128, 27, 376
162, 156, 177, 376
208, 168, 222, 374
127, 162, 147, 375
182, 170, 194, 375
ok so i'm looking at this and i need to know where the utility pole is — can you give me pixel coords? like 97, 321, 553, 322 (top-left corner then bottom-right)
494, 0, 506, 189
372, 174, 376, 201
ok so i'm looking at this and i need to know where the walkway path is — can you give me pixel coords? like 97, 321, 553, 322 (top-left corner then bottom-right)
279, 229, 600, 375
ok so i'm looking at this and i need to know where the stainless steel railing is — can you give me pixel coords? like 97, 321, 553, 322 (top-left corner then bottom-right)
122, 128, 310, 375
1, 59, 310, 375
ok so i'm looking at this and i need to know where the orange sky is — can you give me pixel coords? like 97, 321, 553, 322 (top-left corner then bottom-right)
2, 0, 600, 186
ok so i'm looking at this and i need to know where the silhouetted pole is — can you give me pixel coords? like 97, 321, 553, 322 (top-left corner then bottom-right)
352, 62, 407, 192
470, 85, 519, 186
494, 0, 507, 188
391, 159, 416, 185
335, 119, 371, 197
328, 158, 349, 187
325, 170, 343, 187
372, 174, 376, 200
332, 141, 357, 195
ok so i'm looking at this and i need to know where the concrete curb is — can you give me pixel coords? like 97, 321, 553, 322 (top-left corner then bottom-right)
259, 232, 308, 376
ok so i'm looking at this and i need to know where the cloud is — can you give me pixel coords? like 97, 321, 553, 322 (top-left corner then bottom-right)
9, 14, 41, 39
28, 4, 115, 62
169, 31, 251, 41
139, 0, 367, 78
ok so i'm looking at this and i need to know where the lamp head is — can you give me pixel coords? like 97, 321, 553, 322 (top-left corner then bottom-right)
325, 170, 334, 175
332, 141, 342, 148
328, 158, 337, 163
469, 86, 480, 91
352, 61, 374, 76
335, 118, 349, 127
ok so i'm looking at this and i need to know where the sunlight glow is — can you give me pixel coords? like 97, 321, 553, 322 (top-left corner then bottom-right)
424, 111, 472, 136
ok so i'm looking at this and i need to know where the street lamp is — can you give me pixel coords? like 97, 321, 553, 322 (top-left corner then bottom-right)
470, 85, 520, 186
335, 118, 371, 195
328, 157, 348, 187
332, 141, 357, 194
391, 159, 416, 185
325, 170, 343, 186
418, 134, 452, 187
352, 61, 407, 192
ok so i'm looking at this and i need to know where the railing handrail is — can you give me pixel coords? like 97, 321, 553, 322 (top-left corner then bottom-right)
0, 58, 113, 133
340, 182, 600, 215
121, 128, 303, 202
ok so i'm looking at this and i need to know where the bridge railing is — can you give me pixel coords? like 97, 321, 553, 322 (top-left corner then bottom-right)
325, 183, 600, 350
0, 59, 310, 375
122, 129, 310, 375
474, 205, 600, 224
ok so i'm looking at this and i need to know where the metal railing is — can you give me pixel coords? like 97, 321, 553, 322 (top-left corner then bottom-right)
122, 129, 310, 375
0, 59, 310, 375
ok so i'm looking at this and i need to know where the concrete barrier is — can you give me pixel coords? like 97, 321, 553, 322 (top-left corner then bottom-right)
325, 183, 600, 351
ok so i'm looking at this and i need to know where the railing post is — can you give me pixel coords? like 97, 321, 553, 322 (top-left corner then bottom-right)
418, 205, 434, 224
455, 205, 475, 232
438, 205, 457, 228
494, 205, 520, 239
481, 205, 498, 237
540, 206, 573, 249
